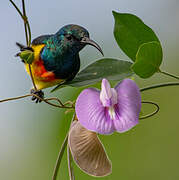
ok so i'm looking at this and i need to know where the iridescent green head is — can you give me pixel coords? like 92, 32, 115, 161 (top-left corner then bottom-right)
56, 24, 103, 55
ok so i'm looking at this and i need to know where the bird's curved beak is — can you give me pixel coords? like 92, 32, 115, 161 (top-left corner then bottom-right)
81, 37, 104, 56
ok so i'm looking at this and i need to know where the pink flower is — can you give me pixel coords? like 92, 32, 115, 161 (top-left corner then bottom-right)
75, 78, 141, 134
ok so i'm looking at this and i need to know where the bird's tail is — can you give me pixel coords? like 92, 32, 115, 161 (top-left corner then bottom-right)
15, 42, 33, 57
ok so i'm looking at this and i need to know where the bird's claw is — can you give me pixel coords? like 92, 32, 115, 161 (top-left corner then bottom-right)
30, 89, 44, 103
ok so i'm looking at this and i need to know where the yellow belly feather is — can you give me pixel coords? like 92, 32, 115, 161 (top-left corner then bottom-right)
25, 44, 63, 90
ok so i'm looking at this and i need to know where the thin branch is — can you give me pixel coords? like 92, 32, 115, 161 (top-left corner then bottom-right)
28, 64, 37, 91
10, 0, 35, 90
45, 97, 65, 107
26, 22, 32, 46
52, 113, 76, 180
9, 0, 24, 19
21, 0, 36, 90
0, 94, 32, 103
67, 145, 75, 180
139, 82, 179, 119
159, 70, 179, 81
52, 134, 68, 180
0, 93, 74, 109
22, 0, 28, 45
22, 0, 31, 46
43, 97, 74, 109
139, 101, 160, 120
140, 82, 179, 92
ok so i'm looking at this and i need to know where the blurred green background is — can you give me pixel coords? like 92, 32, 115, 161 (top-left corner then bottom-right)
0, 0, 179, 179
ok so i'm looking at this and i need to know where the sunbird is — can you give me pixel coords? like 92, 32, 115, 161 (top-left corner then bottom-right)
16, 24, 103, 102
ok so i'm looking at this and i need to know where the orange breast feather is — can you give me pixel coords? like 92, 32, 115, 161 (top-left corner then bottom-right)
25, 44, 63, 90
33, 59, 56, 82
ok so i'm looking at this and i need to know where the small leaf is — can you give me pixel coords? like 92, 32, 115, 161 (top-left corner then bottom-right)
113, 11, 160, 62
19, 50, 34, 64
51, 58, 133, 92
131, 41, 163, 78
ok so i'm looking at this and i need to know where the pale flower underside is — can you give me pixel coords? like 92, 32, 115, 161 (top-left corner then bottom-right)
68, 121, 112, 177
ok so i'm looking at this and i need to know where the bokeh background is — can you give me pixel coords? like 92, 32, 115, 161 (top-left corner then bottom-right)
0, 0, 179, 179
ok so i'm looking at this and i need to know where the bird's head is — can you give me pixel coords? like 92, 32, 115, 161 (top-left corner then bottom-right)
56, 24, 103, 55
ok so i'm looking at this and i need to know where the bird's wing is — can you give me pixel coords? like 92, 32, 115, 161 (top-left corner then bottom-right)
32, 35, 52, 45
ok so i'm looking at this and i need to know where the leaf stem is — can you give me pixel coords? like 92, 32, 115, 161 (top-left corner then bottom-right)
140, 82, 179, 92
159, 70, 179, 81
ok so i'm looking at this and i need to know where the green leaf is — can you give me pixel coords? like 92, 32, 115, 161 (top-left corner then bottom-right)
51, 58, 133, 92
113, 11, 160, 62
19, 50, 34, 64
131, 41, 163, 78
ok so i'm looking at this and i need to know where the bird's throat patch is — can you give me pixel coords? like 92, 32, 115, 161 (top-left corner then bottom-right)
31, 44, 45, 61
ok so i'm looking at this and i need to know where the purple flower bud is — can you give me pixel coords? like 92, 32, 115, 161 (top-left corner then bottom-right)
75, 78, 141, 134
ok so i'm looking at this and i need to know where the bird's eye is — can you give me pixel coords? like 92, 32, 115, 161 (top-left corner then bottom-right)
66, 34, 72, 40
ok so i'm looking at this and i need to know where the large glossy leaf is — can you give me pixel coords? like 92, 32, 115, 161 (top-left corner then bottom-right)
131, 41, 163, 78
113, 11, 160, 62
51, 58, 133, 92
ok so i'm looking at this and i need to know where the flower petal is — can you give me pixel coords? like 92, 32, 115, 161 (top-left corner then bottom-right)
68, 121, 112, 177
114, 79, 141, 132
76, 88, 115, 134
100, 79, 117, 107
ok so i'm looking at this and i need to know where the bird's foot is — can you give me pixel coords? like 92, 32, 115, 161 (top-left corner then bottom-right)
30, 89, 44, 103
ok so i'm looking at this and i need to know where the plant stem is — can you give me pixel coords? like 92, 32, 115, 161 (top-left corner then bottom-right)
10, 0, 31, 46
67, 145, 75, 180
52, 113, 76, 180
139, 101, 159, 120
26, 22, 32, 46
45, 97, 65, 107
0, 94, 32, 103
28, 64, 37, 91
0, 93, 74, 109
139, 82, 179, 119
52, 134, 68, 180
140, 82, 179, 92
21, 0, 36, 90
159, 70, 179, 81
10, 0, 35, 90
22, 0, 31, 46
9, 0, 24, 19
22, 0, 28, 45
